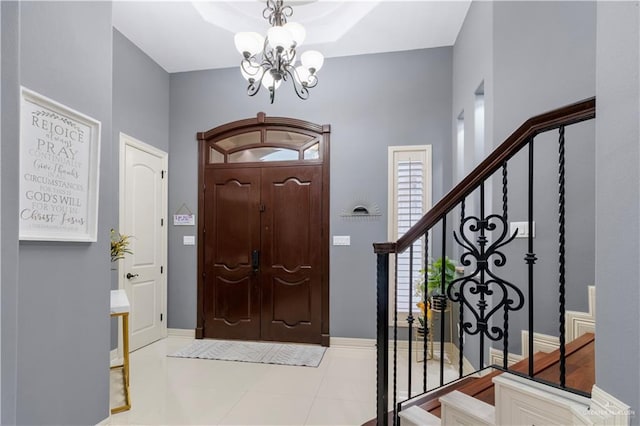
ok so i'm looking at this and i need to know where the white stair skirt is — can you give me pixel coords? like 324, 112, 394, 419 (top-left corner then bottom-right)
493, 373, 590, 425
399, 405, 441, 426
440, 390, 495, 425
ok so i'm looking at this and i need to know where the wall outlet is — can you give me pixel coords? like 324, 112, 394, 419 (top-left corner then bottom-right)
510, 221, 535, 238
333, 235, 351, 246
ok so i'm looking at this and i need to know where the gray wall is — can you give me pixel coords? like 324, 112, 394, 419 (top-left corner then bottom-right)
1, 2, 19, 424
491, 1, 596, 354
111, 29, 170, 347
452, 0, 494, 179
448, 1, 596, 361
113, 29, 170, 154
3, 2, 113, 424
168, 48, 453, 338
595, 1, 640, 421
450, 0, 495, 368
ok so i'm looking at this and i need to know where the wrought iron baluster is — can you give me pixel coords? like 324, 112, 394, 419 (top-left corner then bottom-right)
558, 126, 567, 388
423, 231, 429, 392
392, 253, 398, 426
459, 199, 465, 378
478, 182, 486, 370
440, 216, 446, 387
525, 139, 537, 378
502, 162, 510, 370
407, 246, 414, 398
375, 250, 390, 426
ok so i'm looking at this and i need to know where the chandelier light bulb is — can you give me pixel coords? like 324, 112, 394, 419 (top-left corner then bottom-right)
240, 61, 264, 82
283, 22, 306, 46
261, 71, 282, 90
267, 26, 293, 51
301, 50, 324, 73
294, 65, 311, 85
234, 32, 264, 57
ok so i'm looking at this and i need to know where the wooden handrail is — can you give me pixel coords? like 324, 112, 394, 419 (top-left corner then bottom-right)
384, 97, 596, 254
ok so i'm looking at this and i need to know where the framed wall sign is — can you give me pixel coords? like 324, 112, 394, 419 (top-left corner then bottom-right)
19, 87, 101, 242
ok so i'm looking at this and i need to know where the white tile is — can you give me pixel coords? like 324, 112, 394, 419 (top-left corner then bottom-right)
249, 364, 325, 396
305, 397, 375, 426
109, 336, 453, 425
316, 374, 375, 403
219, 392, 315, 425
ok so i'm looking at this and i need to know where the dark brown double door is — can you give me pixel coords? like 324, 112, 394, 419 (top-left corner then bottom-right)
202, 165, 323, 344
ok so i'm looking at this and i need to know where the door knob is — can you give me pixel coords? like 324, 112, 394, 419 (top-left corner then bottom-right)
126, 273, 139, 280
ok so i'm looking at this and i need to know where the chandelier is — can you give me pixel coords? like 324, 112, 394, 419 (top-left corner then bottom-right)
234, 0, 324, 103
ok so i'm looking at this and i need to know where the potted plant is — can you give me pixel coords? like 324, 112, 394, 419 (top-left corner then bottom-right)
110, 229, 133, 263
417, 256, 457, 312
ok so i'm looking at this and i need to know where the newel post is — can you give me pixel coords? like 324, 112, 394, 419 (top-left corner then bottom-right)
374, 242, 396, 426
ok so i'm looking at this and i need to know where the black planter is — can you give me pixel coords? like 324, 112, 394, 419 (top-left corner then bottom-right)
430, 294, 448, 311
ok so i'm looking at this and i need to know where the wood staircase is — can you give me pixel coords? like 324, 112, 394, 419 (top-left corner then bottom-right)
365, 332, 595, 425
410, 332, 594, 418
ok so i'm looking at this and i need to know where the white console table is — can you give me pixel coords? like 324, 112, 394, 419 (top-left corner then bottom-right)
110, 289, 131, 414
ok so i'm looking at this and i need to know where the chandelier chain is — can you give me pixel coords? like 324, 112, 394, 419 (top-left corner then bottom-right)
263, 0, 293, 26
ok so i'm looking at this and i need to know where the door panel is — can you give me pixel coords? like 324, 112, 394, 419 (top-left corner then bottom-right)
261, 166, 323, 344
123, 142, 166, 351
203, 168, 261, 340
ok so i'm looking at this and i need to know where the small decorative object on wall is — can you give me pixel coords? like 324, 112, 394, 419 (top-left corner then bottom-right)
19, 87, 101, 242
173, 203, 195, 226
340, 199, 381, 220
110, 229, 133, 263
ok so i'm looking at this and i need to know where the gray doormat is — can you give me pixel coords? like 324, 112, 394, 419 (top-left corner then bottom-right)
168, 339, 327, 367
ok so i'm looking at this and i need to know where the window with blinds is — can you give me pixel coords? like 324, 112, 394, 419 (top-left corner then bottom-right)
388, 146, 432, 317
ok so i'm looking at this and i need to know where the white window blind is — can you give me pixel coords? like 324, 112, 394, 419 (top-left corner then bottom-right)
388, 146, 432, 316
396, 161, 425, 312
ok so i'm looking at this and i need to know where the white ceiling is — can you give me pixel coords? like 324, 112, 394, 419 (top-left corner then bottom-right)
113, 1, 471, 74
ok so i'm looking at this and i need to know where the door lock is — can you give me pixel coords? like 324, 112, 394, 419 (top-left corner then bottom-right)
251, 250, 260, 273
126, 273, 139, 280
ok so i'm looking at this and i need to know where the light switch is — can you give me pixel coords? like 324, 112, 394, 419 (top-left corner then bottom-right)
333, 235, 351, 246
510, 221, 535, 238
183, 235, 195, 246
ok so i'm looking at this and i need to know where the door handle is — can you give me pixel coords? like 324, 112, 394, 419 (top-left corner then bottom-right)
126, 272, 139, 280
252, 250, 260, 273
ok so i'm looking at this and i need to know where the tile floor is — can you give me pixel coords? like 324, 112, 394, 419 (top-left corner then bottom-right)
109, 336, 459, 425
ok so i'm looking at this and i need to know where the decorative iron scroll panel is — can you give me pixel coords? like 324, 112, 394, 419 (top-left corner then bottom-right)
448, 207, 525, 342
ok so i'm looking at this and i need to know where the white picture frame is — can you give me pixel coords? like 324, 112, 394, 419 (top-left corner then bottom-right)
19, 87, 101, 242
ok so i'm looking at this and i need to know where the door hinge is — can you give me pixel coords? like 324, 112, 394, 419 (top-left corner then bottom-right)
161, 170, 166, 179
160, 313, 164, 322
259, 204, 266, 212
161, 218, 164, 226
160, 266, 164, 274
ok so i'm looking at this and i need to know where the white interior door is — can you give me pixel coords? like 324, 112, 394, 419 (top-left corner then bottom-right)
120, 133, 167, 351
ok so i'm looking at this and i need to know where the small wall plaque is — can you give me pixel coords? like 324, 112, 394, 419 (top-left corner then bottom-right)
173, 203, 195, 226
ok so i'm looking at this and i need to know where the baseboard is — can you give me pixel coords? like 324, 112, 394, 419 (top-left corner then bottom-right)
167, 328, 195, 338
489, 347, 523, 367
566, 285, 596, 342
589, 385, 633, 425
521, 330, 560, 355
330, 337, 376, 348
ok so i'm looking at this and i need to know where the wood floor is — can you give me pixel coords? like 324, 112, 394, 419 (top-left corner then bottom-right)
364, 332, 595, 424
